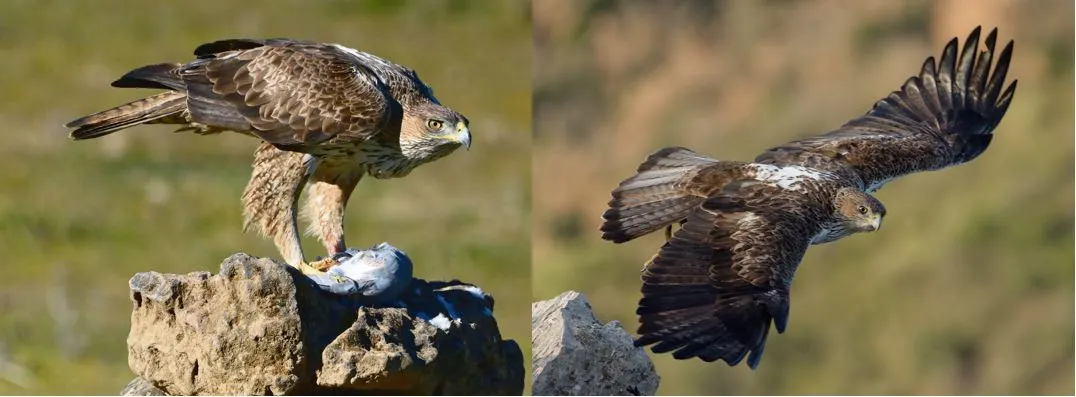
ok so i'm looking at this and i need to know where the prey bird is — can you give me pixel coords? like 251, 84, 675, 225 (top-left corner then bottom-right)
66, 38, 471, 283
305, 242, 413, 302
600, 27, 1016, 369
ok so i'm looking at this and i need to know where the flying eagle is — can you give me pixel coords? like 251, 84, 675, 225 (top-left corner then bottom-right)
600, 27, 1016, 369
66, 38, 471, 282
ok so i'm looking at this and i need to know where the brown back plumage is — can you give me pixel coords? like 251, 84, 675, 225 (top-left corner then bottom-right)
184, 40, 398, 148
63, 38, 436, 149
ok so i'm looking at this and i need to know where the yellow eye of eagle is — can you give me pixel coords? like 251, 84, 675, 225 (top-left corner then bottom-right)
858, 206, 869, 215
426, 119, 443, 130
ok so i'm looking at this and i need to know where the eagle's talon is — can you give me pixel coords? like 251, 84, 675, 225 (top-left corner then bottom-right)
295, 261, 321, 275
309, 257, 339, 272
295, 260, 359, 294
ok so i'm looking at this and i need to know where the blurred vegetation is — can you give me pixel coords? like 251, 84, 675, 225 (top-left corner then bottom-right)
533, 0, 1073, 395
0, 0, 530, 394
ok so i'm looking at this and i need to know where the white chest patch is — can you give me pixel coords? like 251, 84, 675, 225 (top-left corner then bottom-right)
748, 163, 824, 191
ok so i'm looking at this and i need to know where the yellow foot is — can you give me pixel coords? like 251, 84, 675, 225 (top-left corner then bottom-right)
309, 257, 339, 272
296, 260, 359, 295
296, 261, 328, 275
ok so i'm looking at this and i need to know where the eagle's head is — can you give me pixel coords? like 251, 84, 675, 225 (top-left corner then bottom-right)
833, 187, 886, 233
399, 102, 471, 162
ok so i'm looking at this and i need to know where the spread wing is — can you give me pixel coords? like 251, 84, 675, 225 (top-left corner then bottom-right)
634, 183, 819, 369
754, 27, 1017, 192
180, 39, 399, 151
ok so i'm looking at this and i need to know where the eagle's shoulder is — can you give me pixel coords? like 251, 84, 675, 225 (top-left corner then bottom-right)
326, 43, 437, 105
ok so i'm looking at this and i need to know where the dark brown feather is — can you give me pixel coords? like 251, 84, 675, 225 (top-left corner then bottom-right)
181, 43, 396, 150
754, 26, 1017, 192
110, 63, 184, 90
601, 147, 757, 243
65, 38, 427, 150
634, 182, 819, 369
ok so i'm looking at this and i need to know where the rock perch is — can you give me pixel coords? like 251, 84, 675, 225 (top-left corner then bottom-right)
123, 253, 523, 395
531, 291, 660, 396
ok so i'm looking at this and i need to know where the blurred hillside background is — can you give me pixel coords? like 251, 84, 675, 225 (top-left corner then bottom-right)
0, 0, 530, 394
533, 0, 1073, 395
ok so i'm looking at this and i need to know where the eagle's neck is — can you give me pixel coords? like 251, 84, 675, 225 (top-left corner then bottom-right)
810, 222, 851, 245
358, 142, 418, 179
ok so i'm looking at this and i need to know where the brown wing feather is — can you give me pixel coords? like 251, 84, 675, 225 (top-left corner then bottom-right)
181, 41, 396, 150
634, 183, 819, 369
601, 147, 729, 243
754, 26, 1017, 192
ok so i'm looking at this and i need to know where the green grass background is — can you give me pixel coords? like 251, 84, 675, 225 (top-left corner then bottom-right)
533, 0, 1073, 394
0, 0, 531, 394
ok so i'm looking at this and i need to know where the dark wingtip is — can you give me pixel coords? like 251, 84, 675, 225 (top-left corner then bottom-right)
68, 127, 110, 141
746, 352, 762, 370
944, 36, 960, 52
599, 207, 634, 243
64, 115, 97, 134
193, 38, 266, 57
599, 229, 631, 244
920, 56, 937, 76
110, 63, 180, 89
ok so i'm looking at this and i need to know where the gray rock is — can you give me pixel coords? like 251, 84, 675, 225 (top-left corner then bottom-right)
124, 253, 522, 395
120, 377, 166, 396
531, 291, 660, 396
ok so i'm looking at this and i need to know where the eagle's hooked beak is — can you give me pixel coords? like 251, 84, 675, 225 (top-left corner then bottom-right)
869, 214, 883, 232
455, 121, 471, 150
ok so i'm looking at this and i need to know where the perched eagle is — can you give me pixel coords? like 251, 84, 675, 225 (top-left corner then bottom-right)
66, 39, 471, 281
600, 27, 1016, 368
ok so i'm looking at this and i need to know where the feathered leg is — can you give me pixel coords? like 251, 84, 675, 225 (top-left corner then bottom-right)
242, 143, 336, 276
302, 165, 363, 272
242, 143, 307, 266
242, 145, 363, 296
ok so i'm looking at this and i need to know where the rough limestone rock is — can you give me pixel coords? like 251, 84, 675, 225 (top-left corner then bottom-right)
531, 291, 660, 396
123, 253, 522, 396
